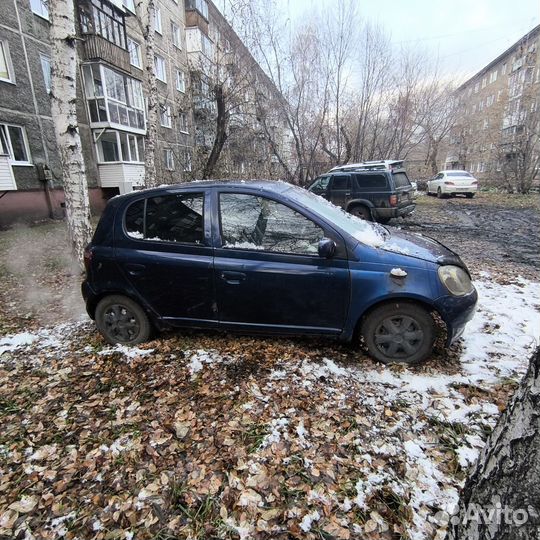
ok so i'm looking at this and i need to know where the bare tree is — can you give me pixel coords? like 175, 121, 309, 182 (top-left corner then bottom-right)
416, 81, 458, 174
447, 347, 540, 540
495, 84, 539, 193
136, 0, 159, 187
49, 0, 93, 268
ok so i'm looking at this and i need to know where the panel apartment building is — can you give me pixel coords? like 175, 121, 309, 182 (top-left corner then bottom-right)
0, 0, 291, 226
446, 25, 540, 184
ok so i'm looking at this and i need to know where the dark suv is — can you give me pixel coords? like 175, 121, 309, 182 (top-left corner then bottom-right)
82, 180, 478, 365
308, 160, 415, 223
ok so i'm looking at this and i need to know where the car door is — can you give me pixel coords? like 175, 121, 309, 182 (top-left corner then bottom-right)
308, 176, 330, 197
213, 191, 350, 334
328, 174, 352, 208
115, 190, 216, 327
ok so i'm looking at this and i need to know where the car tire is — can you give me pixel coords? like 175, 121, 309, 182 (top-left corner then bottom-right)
466, 193, 475, 198
349, 205, 372, 221
437, 187, 445, 199
95, 295, 152, 346
377, 217, 391, 225
361, 301, 436, 365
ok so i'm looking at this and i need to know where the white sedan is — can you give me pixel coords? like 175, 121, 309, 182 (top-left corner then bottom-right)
427, 170, 478, 198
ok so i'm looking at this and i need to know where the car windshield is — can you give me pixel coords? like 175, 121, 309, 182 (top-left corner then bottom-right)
284, 185, 388, 247
447, 172, 472, 177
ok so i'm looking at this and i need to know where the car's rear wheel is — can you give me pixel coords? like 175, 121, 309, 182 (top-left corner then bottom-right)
361, 302, 435, 365
466, 193, 475, 198
95, 295, 152, 345
349, 205, 372, 221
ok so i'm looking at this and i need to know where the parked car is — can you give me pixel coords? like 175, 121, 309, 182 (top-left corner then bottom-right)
307, 160, 415, 224
427, 170, 478, 198
82, 180, 477, 365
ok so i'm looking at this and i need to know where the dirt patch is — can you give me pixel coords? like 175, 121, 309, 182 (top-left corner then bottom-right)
398, 193, 540, 281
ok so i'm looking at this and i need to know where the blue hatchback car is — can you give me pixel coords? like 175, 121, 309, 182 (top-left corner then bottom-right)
82, 180, 477, 364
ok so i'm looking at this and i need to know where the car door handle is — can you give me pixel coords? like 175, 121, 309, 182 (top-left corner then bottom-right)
220, 271, 246, 284
125, 263, 146, 276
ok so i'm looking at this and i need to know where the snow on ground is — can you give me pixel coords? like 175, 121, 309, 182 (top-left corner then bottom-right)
1, 277, 539, 540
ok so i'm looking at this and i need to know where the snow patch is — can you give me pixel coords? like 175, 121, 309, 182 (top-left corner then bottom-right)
390, 267, 408, 277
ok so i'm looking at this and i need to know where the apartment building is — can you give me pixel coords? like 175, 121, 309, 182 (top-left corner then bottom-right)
446, 25, 540, 184
0, 0, 290, 226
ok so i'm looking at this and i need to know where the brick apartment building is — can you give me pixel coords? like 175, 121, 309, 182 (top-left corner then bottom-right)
0, 0, 290, 226
445, 25, 540, 184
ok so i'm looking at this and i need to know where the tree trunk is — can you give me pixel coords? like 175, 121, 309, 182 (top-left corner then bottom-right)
202, 84, 228, 179
140, 0, 159, 187
447, 347, 540, 540
49, 0, 92, 269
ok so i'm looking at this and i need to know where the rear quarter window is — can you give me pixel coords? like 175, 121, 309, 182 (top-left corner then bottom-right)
392, 172, 411, 188
124, 193, 204, 244
353, 173, 388, 191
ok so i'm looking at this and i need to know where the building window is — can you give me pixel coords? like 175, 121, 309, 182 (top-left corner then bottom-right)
186, 0, 208, 19
40, 54, 51, 93
163, 148, 174, 170
128, 38, 142, 69
0, 124, 31, 164
171, 22, 181, 48
82, 63, 145, 131
175, 69, 185, 92
122, 0, 135, 12
474, 82, 479, 93
501, 62, 507, 75
160, 105, 172, 128
154, 54, 166, 82
30, 0, 49, 19
96, 130, 144, 162
481, 76, 487, 88
201, 33, 213, 58
489, 70, 498, 84
79, 0, 127, 50
0, 41, 15, 83
181, 147, 192, 171
178, 112, 188, 133
154, 5, 162, 34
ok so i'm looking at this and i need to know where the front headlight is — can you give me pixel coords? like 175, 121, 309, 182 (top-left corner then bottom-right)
438, 265, 474, 296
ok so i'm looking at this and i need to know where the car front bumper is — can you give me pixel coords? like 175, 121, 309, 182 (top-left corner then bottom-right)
434, 287, 478, 346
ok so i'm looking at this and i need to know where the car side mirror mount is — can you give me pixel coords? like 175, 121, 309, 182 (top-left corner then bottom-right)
318, 238, 336, 258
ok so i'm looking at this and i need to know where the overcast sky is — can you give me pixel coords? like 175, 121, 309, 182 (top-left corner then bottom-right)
275, 0, 539, 83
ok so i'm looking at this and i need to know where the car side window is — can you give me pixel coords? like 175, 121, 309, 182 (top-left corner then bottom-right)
219, 193, 324, 255
125, 193, 204, 244
309, 176, 330, 193
354, 173, 387, 190
331, 175, 351, 190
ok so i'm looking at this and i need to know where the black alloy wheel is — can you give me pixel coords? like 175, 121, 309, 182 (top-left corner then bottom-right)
95, 295, 151, 345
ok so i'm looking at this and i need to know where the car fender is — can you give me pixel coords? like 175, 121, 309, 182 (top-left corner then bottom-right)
340, 261, 439, 341
345, 198, 376, 212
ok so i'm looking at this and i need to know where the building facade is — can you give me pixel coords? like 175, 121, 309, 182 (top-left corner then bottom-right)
446, 25, 540, 186
0, 0, 290, 226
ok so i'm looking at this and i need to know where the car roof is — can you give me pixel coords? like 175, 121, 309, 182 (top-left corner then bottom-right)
329, 160, 404, 173
114, 179, 292, 200
440, 170, 470, 174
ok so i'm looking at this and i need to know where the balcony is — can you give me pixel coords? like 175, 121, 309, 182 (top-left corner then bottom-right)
82, 34, 131, 73
98, 162, 144, 192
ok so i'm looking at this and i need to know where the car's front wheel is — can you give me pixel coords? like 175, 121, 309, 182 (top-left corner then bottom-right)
349, 205, 372, 220
361, 301, 435, 364
95, 295, 152, 345
437, 187, 445, 199
466, 193, 475, 198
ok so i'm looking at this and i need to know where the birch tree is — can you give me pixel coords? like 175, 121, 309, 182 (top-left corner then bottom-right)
136, 0, 159, 187
49, 0, 93, 269
447, 347, 540, 539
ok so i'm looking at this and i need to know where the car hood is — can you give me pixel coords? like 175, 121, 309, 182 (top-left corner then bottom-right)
377, 229, 465, 267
